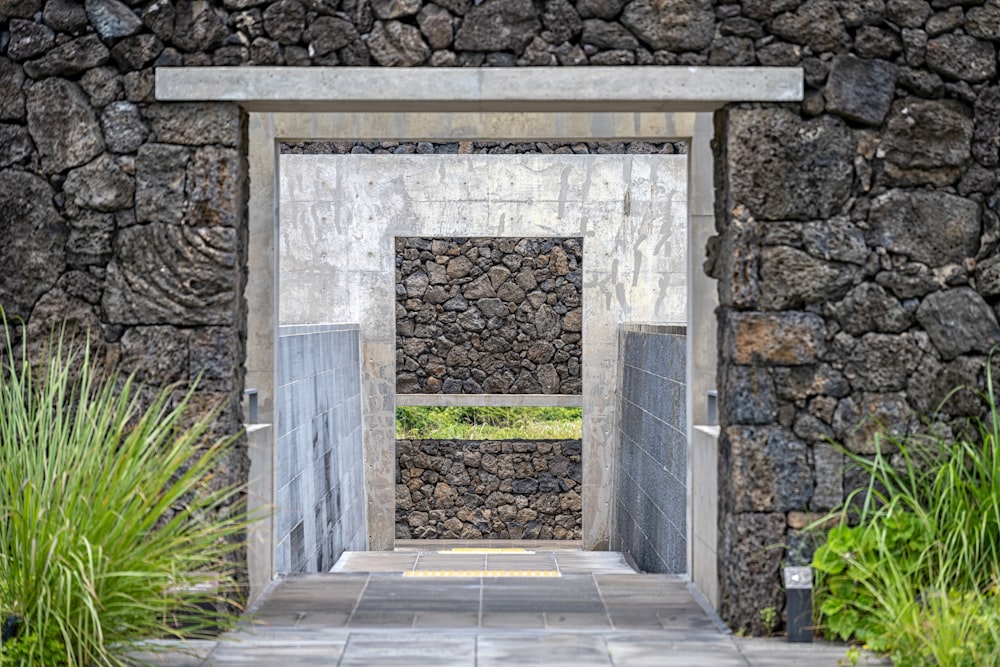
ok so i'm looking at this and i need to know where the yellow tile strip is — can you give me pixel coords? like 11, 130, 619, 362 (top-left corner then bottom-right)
441, 548, 535, 554
404, 570, 560, 578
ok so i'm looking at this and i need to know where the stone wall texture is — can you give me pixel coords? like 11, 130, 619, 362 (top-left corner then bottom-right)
395, 439, 583, 540
396, 236, 584, 395
614, 324, 687, 575
2, 0, 997, 634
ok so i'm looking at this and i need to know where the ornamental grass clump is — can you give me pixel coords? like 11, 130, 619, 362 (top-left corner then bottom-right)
0, 313, 248, 666
813, 366, 1000, 666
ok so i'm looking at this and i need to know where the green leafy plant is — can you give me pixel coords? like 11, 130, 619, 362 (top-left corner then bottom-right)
0, 312, 250, 666
812, 364, 1000, 666
758, 606, 778, 636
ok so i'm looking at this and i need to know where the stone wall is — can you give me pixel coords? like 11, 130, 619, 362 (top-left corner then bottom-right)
614, 324, 687, 574
396, 439, 583, 540
397, 237, 584, 395
707, 1, 1000, 636
276, 324, 366, 574
3, 0, 997, 634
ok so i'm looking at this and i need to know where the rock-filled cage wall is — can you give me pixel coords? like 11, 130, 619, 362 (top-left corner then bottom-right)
396, 438, 583, 540
393, 233, 586, 539
395, 235, 585, 395
3, 0, 999, 635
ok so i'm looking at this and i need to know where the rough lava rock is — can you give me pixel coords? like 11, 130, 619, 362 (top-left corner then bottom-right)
0, 170, 67, 319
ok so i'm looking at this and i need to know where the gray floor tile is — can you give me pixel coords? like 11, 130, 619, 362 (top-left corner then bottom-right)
209, 641, 346, 666
127, 640, 216, 667
608, 613, 669, 630
485, 554, 558, 569
337, 634, 475, 667
413, 611, 481, 628
480, 612, 547, 628
656, 609, 720, 631
544, 612, 613, 629
414, 554, 489, 570
332, 552, 418, 573
732, 638, 890, 666
354, 577, 481, 613
477, 634, 613, 667
346, 611, 417, 627
606, 639, 747, 667
136, 551, 891, 667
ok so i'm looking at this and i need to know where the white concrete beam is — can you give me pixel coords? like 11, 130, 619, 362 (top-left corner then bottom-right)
156, 67, 803, 112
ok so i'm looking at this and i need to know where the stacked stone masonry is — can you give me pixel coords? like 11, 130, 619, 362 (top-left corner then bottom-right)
1, 0, 998, 635
396, 236, 584, 395
396, 439, 583, 540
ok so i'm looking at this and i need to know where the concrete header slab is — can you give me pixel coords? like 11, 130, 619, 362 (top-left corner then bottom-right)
155, 67, 803, 113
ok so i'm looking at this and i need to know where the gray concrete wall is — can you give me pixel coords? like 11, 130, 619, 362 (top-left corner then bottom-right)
276, 324, 366, 574
279, 151, 689, 551
614, 324, 687, 574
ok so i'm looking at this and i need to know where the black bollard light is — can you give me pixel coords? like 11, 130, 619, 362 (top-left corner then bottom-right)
784, 566, 813, 643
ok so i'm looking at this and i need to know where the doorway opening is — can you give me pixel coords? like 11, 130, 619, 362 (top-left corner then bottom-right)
254, 109, 717, 603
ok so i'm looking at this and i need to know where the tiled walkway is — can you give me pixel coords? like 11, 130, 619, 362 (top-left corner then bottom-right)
134, 547, 889, 666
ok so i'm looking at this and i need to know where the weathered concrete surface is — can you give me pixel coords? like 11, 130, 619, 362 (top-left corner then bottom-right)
280, 152, 688, 554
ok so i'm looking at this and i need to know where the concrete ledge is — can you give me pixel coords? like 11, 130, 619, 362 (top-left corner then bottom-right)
156, 67, 803, 112
396, 393, 583, 408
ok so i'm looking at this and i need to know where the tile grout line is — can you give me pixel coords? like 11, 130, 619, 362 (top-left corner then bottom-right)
343, 573, 371, 627
728, 637, 758, 667
334, 633, 356, 667
592, 574, 617, 631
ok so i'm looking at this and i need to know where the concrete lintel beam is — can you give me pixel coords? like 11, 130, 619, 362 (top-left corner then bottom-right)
395, 393, 583, 408
155, 67, 803, 112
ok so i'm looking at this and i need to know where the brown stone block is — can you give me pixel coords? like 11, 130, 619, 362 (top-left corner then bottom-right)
724, 310, 826, 366
185, 145, 244, 227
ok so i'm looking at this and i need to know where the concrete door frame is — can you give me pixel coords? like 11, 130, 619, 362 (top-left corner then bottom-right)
155, 67, 804, 603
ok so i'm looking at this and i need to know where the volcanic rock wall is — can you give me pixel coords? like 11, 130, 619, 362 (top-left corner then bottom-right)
396, 236, 584, 395
396, 439, 583, 540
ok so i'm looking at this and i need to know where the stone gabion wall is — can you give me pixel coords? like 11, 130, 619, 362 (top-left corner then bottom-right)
3, 0, 997, 635
396, 236, 584, 394
396, 439, 583, 540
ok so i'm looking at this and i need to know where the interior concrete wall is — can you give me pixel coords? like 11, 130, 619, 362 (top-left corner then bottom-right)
278, 150, 689, 551
614, 324, 688, 574
275, 324, 366, 573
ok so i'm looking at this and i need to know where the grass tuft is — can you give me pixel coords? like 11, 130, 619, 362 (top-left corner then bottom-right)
812, 362, 1000, 666
0, 311, 250, 666
395, 406, 582, 440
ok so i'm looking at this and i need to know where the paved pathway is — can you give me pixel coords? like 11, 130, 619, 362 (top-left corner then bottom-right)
133, 547, 889, 666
